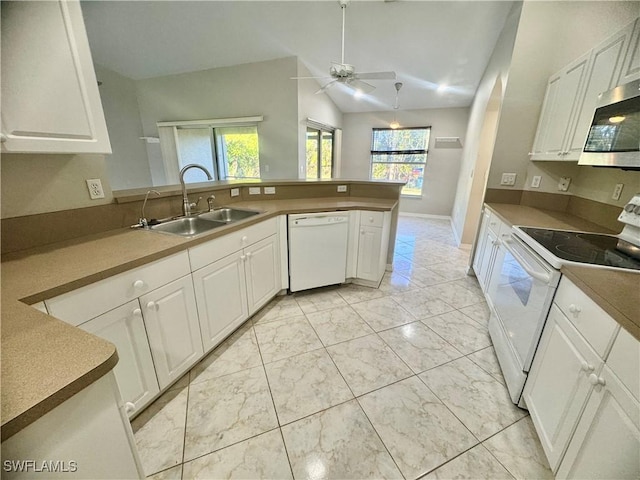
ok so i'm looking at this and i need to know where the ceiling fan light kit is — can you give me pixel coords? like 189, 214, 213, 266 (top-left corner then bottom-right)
390, 82, 402, 129
293, 0, 396, 96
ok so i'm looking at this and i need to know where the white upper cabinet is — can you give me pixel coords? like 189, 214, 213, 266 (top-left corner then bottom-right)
530, 17, 638, 162
1, 0, 111, 154
618, 17, 640, 85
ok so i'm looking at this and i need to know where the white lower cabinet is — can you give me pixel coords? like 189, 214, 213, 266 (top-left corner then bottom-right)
80, 301, 159, 416
245, 235, 279, 314
523, 304, 602, 470
557, 365, 640, 480
356, 225, 383, 282
472, 207, 508, 292
349, 210, 391, 286
193, 251, 249, 352
141, 275, 203, 389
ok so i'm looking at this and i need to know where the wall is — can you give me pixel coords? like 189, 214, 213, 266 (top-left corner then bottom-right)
296, 60, 344, 179
135, 56, 300, 180
341, 107, 469, 216
450, 3, 521, 244
94, 65, 152, 190
487, 1, 640, 198
1, 154, 113, 218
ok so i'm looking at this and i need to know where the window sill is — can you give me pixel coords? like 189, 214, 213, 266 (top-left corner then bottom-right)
400, 194, 423, 200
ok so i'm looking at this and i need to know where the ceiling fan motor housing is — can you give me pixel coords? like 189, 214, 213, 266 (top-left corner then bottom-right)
330, 63, 355, 78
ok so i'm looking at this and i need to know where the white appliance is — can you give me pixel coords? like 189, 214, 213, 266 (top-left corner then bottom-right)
288, 212, 349, 292
487, 194, 640, 408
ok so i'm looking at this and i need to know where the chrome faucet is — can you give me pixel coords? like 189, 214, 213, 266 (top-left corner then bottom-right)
179, 164, 213, 216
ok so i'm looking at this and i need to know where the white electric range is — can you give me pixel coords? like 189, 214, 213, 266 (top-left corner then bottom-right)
486, 194, 640, 408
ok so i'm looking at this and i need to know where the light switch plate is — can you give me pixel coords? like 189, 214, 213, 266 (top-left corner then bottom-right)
86, 179, 105, 199
612, 183, 624, 200
500, 173, 517, 186
558, 177, 571, 192
337, 185, 348, 193
264, 186, 276, 194
531, 176, 542, 188
230, 188, 240, 197
249, 187, 261, 195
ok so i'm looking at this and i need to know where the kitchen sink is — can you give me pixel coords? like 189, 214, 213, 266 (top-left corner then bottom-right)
149, 216, 226, 237
146, 207, 261, 237
198, 207, 261, 223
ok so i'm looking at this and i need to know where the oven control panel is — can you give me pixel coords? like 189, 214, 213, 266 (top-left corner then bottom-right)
618, 194, 640, 228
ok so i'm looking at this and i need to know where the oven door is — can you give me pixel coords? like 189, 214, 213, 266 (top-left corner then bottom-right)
487, 233, 561, 404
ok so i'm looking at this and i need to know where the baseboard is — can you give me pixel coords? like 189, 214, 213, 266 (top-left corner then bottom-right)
398, 212, 451, 220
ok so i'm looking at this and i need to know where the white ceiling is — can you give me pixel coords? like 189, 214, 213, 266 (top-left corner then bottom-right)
81, 1, 514, 113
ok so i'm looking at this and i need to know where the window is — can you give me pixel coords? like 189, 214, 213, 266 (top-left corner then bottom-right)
370, 127, 431, 196
306, 127, 334, 179
176, 125, 259, 182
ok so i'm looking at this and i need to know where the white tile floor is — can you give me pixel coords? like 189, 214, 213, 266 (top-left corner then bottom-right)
132, 216, 553, 480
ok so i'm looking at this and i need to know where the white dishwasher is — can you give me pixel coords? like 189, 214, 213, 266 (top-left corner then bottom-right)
288, 212, 349, 292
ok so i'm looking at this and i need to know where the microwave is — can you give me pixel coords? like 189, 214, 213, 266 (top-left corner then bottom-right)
579, 79, 640, 169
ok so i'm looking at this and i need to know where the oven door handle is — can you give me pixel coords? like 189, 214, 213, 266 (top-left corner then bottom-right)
502, 237, 552, 284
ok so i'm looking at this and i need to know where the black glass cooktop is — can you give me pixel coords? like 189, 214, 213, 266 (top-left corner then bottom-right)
520, 228, 640, 271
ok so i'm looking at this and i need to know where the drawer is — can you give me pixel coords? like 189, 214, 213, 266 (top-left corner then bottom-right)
45, 251, 191, 326
189, 217, 277, 271
554, 277, 619, 357
607, 327, 640, 401
360, 210, 385, 228
487, 209, 507, 235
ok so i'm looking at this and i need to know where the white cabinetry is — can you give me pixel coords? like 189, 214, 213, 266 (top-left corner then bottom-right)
190, 218, 280, 353
81, 301, 159, 414
524, 276, 639, 479
350, 211, 391, 286
0, 0, 111, 154
472, 207, 508, 292
140, 276, 203, 389
530, 17, 638, 162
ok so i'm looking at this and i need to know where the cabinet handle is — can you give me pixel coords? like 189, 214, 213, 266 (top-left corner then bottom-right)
569, 304, 582, 315
133, 279, 145, 289
241, 235, 248, 244
240, 254, 246, 261
124, 402, 136, 414
588, 373, 606, 387
490, 222, 497, 226
132, 308, 142, 317
246, 252, 253, 258
580, 361, 595, 373
557, 152, 563, 156
146, 301, 157, 310
369, 217, 374, 223
0, 133, 6, 143
360, 229, 365, 235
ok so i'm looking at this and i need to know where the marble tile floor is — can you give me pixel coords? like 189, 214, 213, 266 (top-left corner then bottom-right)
131, 216, 553, 480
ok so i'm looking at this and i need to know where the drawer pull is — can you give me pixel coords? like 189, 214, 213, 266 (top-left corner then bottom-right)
369, 217, 374, 223
241, 235, 248, 244
240, 255, 247, 261
588, 374, 606, 387
146, 301, 157, 310
246, 252, 253, 258
132, 308, 142, 317
580, 362, 595, 373
133, 279, 145, 289
125, 402, 136, 414
569, 304, 582, 315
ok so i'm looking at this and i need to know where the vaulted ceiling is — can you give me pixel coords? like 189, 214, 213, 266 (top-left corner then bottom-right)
81, 1, 514, 113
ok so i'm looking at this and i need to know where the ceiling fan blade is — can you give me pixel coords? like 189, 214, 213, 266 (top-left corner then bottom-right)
315, 79, 338, 95
355, 71, 397, 80
346, 78, 376, 94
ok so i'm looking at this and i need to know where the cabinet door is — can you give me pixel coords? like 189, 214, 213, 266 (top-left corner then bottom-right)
531, 53, 590, 160
477, 227, 498, 290
141, 276, 203, 389
523, 305, 602, 471
245, 235, 280, 315
356, 225, 383, 282
618, 17, 640, 85
81, 301, 160, 417
193, 251, 249, 353
556, 365, 640, 480
0, 0, 111, 154
564, 23, 633, 159
472, 210, 491, 290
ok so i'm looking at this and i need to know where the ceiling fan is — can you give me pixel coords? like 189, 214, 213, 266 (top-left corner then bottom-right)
292, 0, 396, 95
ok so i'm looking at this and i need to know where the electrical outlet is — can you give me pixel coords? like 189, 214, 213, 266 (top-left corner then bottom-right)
249, 187, 261, 195
531, 175, 542, 188
612, 183, 624, 200
337, 185, 348, 193
264, 186, 276, 195
86, 179, 105, 199
500, 173, 517, 186
558, 177, 571, 192
230, 188, 240, 197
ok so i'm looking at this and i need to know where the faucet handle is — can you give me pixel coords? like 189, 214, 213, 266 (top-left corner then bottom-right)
189, 196, 203, 210
207, 195, 216, 212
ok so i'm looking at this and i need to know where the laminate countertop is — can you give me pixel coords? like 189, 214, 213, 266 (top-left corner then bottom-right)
486, 203, 639, 342
1, 197, 397, 441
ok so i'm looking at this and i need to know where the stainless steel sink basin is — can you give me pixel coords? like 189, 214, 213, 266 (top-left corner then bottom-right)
149, 216, 226, 237
198, 207, 261, 223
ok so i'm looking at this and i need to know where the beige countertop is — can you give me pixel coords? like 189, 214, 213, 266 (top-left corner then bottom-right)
486, 203, 639, 342
1, 197, 397, 441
